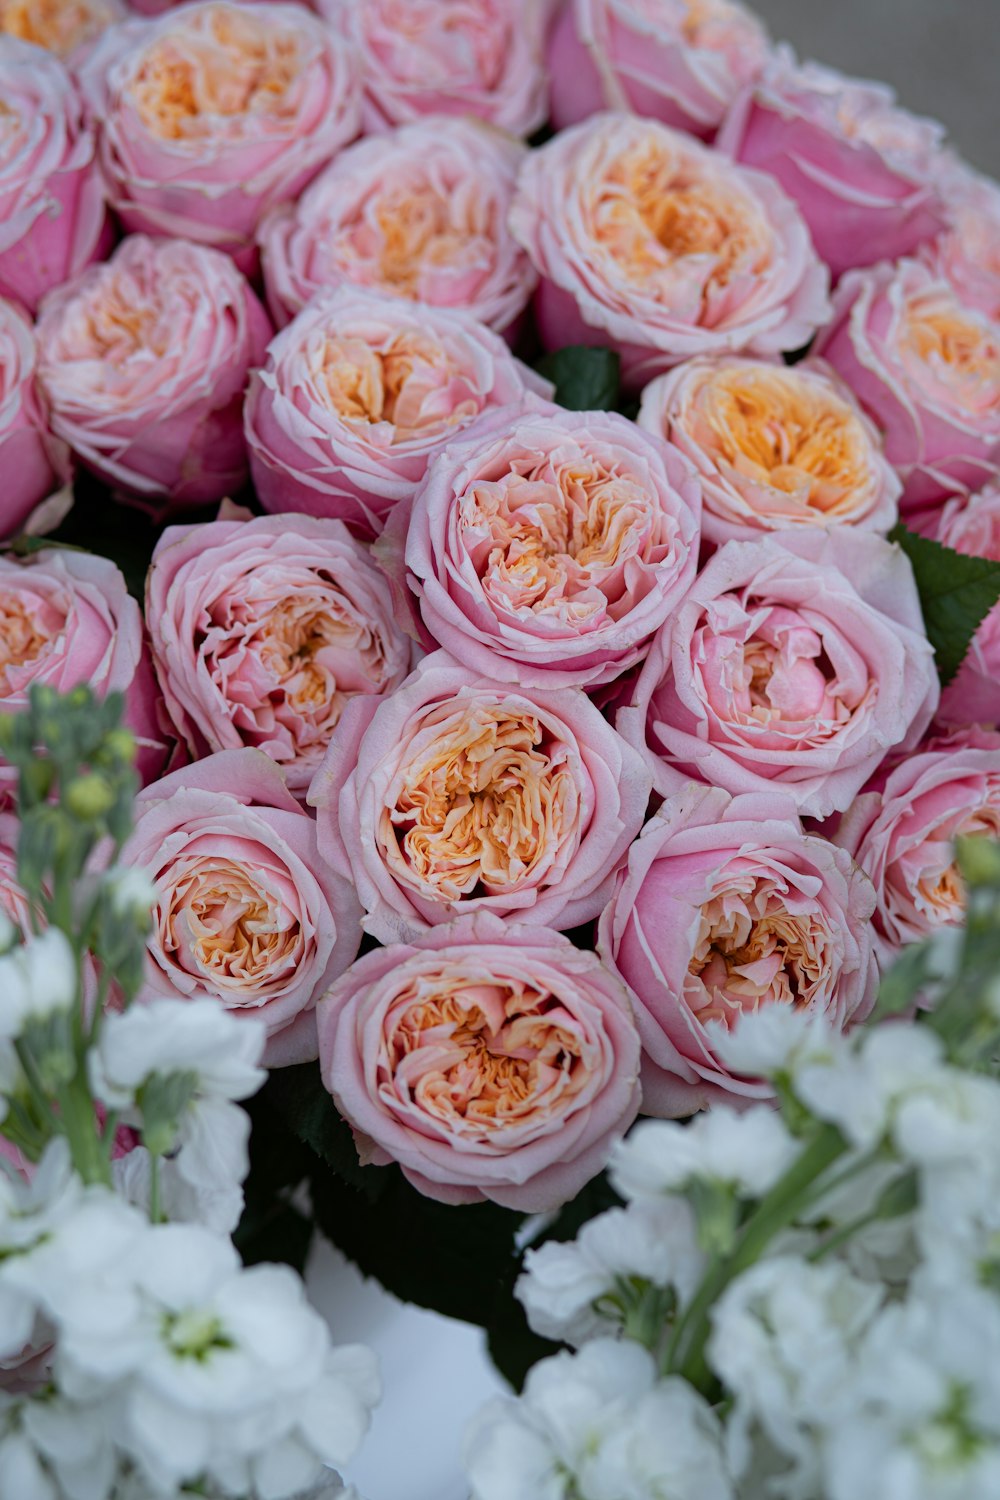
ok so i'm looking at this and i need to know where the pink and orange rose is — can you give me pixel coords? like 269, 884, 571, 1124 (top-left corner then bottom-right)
0, 297, 71, 541
922, 480, 1000, 728
0, 0, 123, 60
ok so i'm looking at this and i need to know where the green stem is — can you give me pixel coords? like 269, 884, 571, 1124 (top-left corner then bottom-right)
57, 1075, 112, 1187
149, 1152, 162, 1225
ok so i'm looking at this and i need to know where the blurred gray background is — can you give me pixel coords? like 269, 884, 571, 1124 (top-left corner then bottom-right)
752, 0, 999, 179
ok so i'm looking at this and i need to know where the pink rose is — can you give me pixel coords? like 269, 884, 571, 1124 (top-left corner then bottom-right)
0, 297, 71, 540
0, 547, 168, 797
146, 512, 412, 797
397, 405, 703, 689
78, 0, 360, 266
814, 258, 1000, 510
36, 235, 271, 509
308, 650, 652, 942
638, 355, 900, 545
258, 116, 535, 332
548, 0, 770, 137
923, 481, 1000, 728
598, 782, 878, 1116
0, 40, 109, 315
317, 912, 641, 1210
124, 750, 362, 1066
617, 530, 939, 819
923, 163, 1000, 324
0, 0, 124, 62
717, 55, 948, 280
510, 113, 830, 391
834, 726, 1000, 964
244, 286, 550, 538
317, 0, 551, 137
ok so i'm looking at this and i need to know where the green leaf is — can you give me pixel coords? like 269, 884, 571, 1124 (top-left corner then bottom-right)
536, 346, 621, 411
889, 522, 1000, 686
256, 1062, 382, 1199
235, 1201, 314, 1276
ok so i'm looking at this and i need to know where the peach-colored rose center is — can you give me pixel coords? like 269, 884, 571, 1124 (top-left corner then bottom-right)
688, 871, 830, 1025
686, 365, 876, 516
319, 332, 477, 442
909, 811, 1000, 925
901, 291, 1000, 415
164, 856, 300, 994
76, 282, 163, 364
0, 0, 114, 57
0, 594, 62, 695
256, 595, 380, 723
381, 974, 589, 1135
383, 706, 577, 902
129, 6, 303, 141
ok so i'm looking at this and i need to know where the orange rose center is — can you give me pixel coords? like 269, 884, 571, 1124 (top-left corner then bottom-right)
0, 0, 112, 55
0, 595, 60, 694
166, 857, 301, 993
319, 332, 475, 441
902, 293, 1000, 413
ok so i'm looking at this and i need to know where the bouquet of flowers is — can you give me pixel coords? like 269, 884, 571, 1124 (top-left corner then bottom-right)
0, 0, 999, 1496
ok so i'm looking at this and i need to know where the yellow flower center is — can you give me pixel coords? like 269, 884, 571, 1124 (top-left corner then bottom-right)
902, 291, 1000, 414
318, 331, 475, 441
0, 0, 113, 57
0, 595, 60, 694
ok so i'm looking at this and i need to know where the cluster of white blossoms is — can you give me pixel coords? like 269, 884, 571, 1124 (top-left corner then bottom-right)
468, 976, 1000, 1500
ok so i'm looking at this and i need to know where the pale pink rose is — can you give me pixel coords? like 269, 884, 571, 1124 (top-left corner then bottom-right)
0, 812, 34, 932
549, 0, 770, 137
77, 0, 360, 266
922, 481, 1000, 728
0, 298, 71, 540
0, 40, 110, 314
617, 529, 939, 820
638, 355, 900, 545
510, 113, 830, 392
146, 512, 412, 797
397, 405, 702, 689
0, 547, 169, 798
318, 0, 551, 138
598, 781, 878, 1116
814, 258, 1000, 510
309, 650, 653, 942
317, 912, 641, 1209
258, 116, 535, 332
124, 749, 362, 1066
0, 0, 124, 61
36, 235, 271, 509
245, 287, 551, 538
717, 54, 948, 280
834, 726, 1000, 965
923, 163, 1000, 324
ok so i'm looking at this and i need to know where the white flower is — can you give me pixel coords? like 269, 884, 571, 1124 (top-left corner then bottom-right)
795, 1024, 948, 1150
102, 867, 158, 922
17, 1391, 118, 1500
112, 1137, 247, 1238
0, 1141, 85, 1362
611, 1108, 798, 1203
704, 1006, 844, 1083
90, 999, 266, 1111
0, 929, 77, 1038
580, 1378, 733, 1500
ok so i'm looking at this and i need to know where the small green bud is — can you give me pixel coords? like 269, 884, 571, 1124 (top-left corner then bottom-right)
103, 728, 137, 766
65, 774, 116, 820
956, 835, 1000, 889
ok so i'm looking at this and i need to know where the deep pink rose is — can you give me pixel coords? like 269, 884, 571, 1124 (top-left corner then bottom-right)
309, 649, 652, 942
923, 162, 1000, 324
0, 40, 109, 315
36, 235, 271, 509
124, 750, 362, 1066
617, 529, 939, 819
598, 782, 878, 1116
397, 405, 702, 689
0, 297, 71, 541
548, 0, 770, 137
0, 0, 124, 61
510, 113, 830, 392
146, 512, 412, 797
814, 258, 1000, 510
638, 355, 900, 545
317, 912, 641, 1210
0, 547, 168, 798
244, 287, 550, 538
718, 55, 948, 280
77, 0, 360, 266
259, 115, 535, 332
922, 481, 1000, 728
834, 726, 1000, 964
317, 0, 551, 137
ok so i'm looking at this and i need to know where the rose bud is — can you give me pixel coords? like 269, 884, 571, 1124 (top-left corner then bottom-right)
317, 912, 641, 1210
245, 286, 550, 538
396, 405, 702, 689
36, 234, 271, 510
923, 162, 1000, 324
0, 39, 110, 315
124, 750, 362, 1066
77, 0, 361, 268
638, 355, 900, 545
718, 54, 948, 280
510, 112, 830, 392
598, 782, 878, 1116
146, 511, 412, 798
0, 298, 71, 540
548, 0, 770, 138
0, 548, 171, 797
258, 115, 535, 332
617, 529, 939, 820
317, 0, 551, 138
814, 258, 1000, 511
834, 726, 1000, 967
309, 650, 653, 942
921, 481, 1000, 728
0, 0, 123, 62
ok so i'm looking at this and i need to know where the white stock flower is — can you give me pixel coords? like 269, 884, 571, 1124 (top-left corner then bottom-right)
516, 1198, 704, 1345
704, 1006, 844, 1084
90, 999, 266, 1111
103, 866, 158, 922
0, 1141, 85, 1362
795, 1024, 948, 1149
611, 1108, 798, 1203
112, 1139, 247, 1238
0, 929, 76, 1037
11, 1390, 117, 1500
